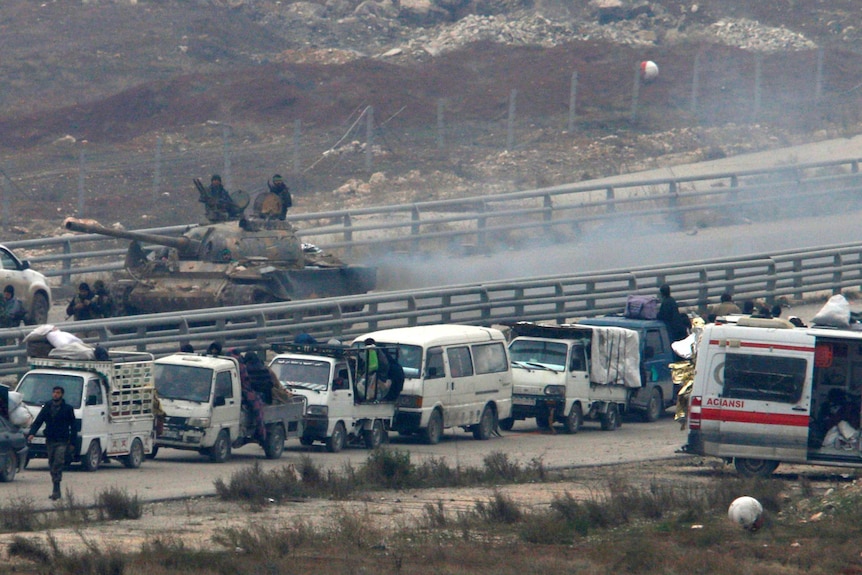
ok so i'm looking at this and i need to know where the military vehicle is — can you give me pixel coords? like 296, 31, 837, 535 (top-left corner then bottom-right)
63, 192, 376, 315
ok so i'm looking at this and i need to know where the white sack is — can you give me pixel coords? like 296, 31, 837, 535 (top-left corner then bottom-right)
23, 324, 55, 342
46, 330, 84, 348
9, 404, 32, 428
7, 390, 22, 412
672, 332, 697, 360
812, 294, 851, 328
48, 341, 95, 360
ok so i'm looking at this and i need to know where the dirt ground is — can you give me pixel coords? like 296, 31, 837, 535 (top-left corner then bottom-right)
0, 1, 862, 233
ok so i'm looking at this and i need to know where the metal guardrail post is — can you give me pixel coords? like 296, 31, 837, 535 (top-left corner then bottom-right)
728, 174, 739, 211
514, 287, 525, 318
406, 297, 417, 327
697, 269, 709, 316
833, 254, 844, 294
480, 291, 491, 321
61, 240, 73, 286
411, 206, 421, 253
606, 187, 615, 213
343, 213, 353, 258
585, 281, 596, 313
852, 161, 859, 174
543, 194, 553, 237
441, 294, 452, 323
668, 181, 682, 228
555, 283, 565, 324
767, 260, 778, 301
792, 258, 803, 300
477, 202, 487, 254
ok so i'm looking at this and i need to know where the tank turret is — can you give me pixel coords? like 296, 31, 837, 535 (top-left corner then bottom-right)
63, 213, 376, 316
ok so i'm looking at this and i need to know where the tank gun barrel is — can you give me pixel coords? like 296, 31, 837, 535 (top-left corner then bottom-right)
64, 218, 200, 256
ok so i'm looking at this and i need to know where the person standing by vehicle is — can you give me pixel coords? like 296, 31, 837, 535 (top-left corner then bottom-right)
66, 282, 96, 321
27, 386, 77, 500
657, 283, 689, 343
0, 285, 26, 328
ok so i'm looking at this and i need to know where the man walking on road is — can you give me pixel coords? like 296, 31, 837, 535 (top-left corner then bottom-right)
28, 386, 77, 500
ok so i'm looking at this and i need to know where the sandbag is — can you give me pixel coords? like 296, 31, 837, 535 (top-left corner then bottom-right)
812, 294, 851, 328
9, 404, 32, 428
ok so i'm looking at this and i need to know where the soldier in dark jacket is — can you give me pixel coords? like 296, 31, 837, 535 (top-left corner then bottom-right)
66, 282, 96, 321
268, 174, 292, 220
28, 386, 78, 500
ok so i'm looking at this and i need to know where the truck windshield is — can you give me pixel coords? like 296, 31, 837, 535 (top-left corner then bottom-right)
17, 373, 85, 409
154, 364, 213, 403
270, 358, 330, 392
508, 340, 568, 371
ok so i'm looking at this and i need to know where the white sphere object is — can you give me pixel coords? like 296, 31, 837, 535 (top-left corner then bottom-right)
728, 496, 763, 531
640, 60, 659, 81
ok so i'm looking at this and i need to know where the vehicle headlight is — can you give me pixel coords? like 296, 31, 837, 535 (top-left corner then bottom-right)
396, 395, 423, 409
544, 385, 566, 396
306, 405, 328, 417
187, 417, 210, 428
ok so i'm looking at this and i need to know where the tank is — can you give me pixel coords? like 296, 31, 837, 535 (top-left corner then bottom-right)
63, 211, 377, 316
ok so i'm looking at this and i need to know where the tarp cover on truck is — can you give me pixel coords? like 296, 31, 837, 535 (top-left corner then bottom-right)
508, 322, 641, 388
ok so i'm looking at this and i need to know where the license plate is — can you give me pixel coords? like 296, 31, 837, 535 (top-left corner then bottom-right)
513, 397, 535, 406
29, 437, 46, 445
160, 431, 180, 440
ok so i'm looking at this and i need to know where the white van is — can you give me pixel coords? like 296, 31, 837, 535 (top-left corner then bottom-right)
354, 325, 513, 444
683, 317, 862, 476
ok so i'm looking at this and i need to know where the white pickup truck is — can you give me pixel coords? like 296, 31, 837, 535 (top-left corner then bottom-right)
504, 322, 645, 433
269, 342, 399, 452
153, 353, 305, 462
16, 352, 157, 470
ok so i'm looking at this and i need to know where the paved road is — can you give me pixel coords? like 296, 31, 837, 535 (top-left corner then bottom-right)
7, 414, 684, 508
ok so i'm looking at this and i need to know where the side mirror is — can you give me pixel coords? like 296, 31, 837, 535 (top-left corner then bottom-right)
21, 260, 30, 270
213, 396, 226, 407
86, 395, 99, 406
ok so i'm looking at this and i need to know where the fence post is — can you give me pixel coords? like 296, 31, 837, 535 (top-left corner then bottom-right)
690, 51, 701, 115
543, 193, 553, 236
792, 258, 803, 300
752, 54, 762, 121
442, 294, 452, 323
514, 287, 525, 318
698, 269, 709, 317
630, 65, 640, 121
507, 89, 517, 151
668, 180, 682, 228
606, 187, 616, 213
222, 125, 232, 190
77, 146, 86, 217
437, 99, 445, 150
568, 71, 578, 132
292, 119, 302, 176
585, 281, 596, 315
365, 106, 374, 172
152, 136, 162, 202
555, 283, 566, 325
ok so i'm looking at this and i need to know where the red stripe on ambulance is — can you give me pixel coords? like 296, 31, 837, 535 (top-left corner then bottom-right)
708, 339, 814, 353
700, 407, 809, 427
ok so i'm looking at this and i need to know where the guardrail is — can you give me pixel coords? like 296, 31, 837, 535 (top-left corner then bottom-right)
0, 239, 859, 378
8, 157, 862, 285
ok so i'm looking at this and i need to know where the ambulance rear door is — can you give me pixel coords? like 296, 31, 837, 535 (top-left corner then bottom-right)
706, 330, 814, 463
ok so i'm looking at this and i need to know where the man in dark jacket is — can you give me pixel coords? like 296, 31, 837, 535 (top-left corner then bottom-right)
268, 174, 292, 220
66, 282, 96, 321
657, 283, 690, 343
28, 386, 77, 500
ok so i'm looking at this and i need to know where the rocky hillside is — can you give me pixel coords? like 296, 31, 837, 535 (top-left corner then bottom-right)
1, 0, 861, 232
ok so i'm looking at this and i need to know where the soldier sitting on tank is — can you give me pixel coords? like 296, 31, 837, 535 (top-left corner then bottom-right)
66, 282, 97, 321
199, 174, 244, 223
91, 279, 114, 319
267, 174, 292, 220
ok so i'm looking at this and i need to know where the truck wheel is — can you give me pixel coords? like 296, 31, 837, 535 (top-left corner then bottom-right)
209, 431, 231, 463
121, 438, 144, 469
600, 404, 621, 431
473, 405, 496, 440
363, 420, 385, 449
734, 458, 780, 478
499, 417, 515, 432
326, 422, 346, 453
146, 446, 159, 460
27, 293, 50, 326
264, 425, 286, 459
642, 388, 663, 422
0, 449, 17, 482
81, 440, 102, 471
423, 410, 443, 445
563, 403, 583, 434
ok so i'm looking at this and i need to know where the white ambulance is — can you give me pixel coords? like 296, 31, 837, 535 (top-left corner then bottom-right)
682, 316, 862, 476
